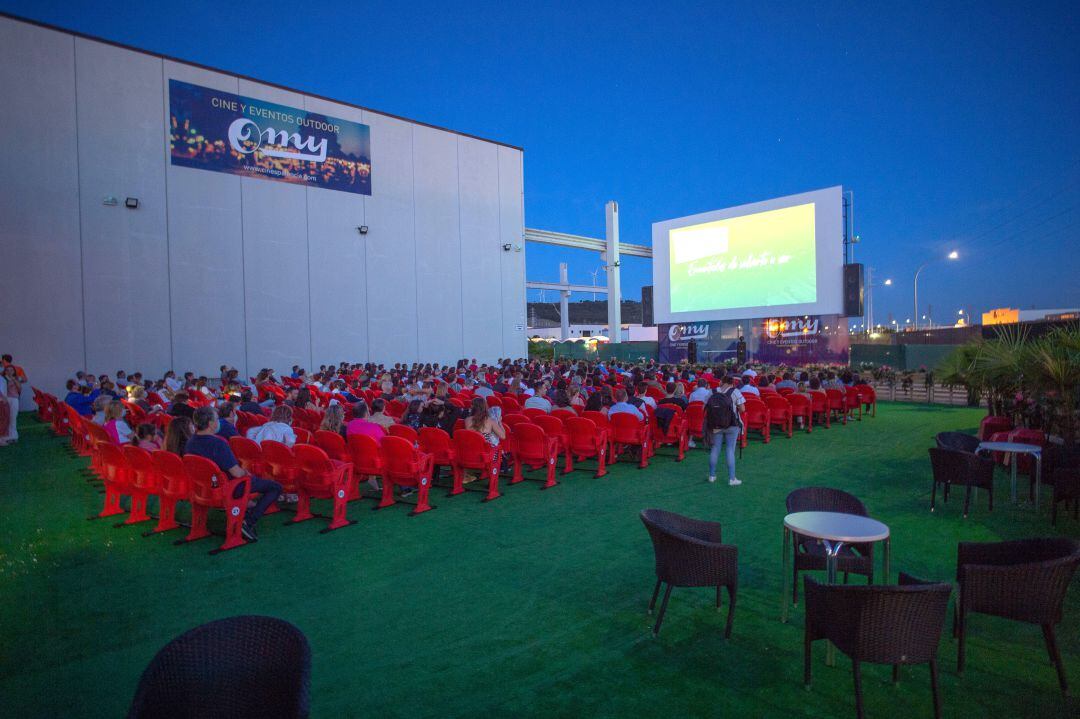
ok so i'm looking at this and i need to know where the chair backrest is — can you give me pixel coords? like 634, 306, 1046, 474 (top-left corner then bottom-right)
684, 402, 705, 432
609, 412, 646, 443
777, 387, 795, 396
809, 391, 828, 410
935, 431, 980, 454
500, 396, 522, 413
229, 435, 264, 468
123, 445, 161, 492
485, 395, 502, 407
825, 388, 845, 407
379, 435, 421, 473
764, 395, 790, 414
786, 486, 867, 516
347, 433, 382, 473
151, 450, 188, 497
501, 413, 529, 428
388, 424, 418, 444
126, 615, 310, 719
417, 426, 452, 459
928, 447, 993, 487
293, 427, 313, 445
98, 443, 130, 480
182, 454, 232, 507
533, 415, 565, 437
551, 408, 577, 423
522, 408, 547, 420
453, 429, 495, 466
786, 394, 811, 413
313, 430, 348, 462
956, 539, 1080, 624
513, 422, 551, 458
261, 440, 298, 476
293, 443, 334, 482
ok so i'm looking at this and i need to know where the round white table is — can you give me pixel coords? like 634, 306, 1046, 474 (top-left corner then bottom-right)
976, 441, 1043, 509
781, 511, 891, 665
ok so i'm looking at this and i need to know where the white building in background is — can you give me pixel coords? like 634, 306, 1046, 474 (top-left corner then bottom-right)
0, 12, 526, 395
528, 324, 658, 341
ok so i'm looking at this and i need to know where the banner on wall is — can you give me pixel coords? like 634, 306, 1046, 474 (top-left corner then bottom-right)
658, 314, 849, 365
168, 79, 372, 195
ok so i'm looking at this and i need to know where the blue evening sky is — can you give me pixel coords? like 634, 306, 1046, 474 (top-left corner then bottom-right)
6, 1, 1077, 326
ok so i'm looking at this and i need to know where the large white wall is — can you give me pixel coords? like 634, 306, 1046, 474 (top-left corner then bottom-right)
0, 15, 526, 396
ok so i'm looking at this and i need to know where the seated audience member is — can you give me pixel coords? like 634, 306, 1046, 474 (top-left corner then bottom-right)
473, 381, 494, 399
132, 423, 162, 451
633, 382, 656, 411
567, 386, 586, 408
216, 402, 240, 439
64, 380, 95, 416
295, 387, 318, 410
248, 405, 297, 446
808, 377, 822, 392
368, 398, 396, 429
659, 381, 688, 410
319, 403, 347, 437
169, 392, 195, 419
238, 389, 262, 414
163, 371, 182, 394
608, 388, 644, 420
688, 378, 712, 404
103, 401, 132, 445
346, 401, 386, 441
524, 382, 553, 413
757, 375, 772, 390
463, 397, 505, 447
163, 416, 195, 456
775, 373, 797, 390
739, 377, 760, 397
400, 399, 423, 430
91, 395, 112, 425
128, 385, 153, 413
186, 406, 281, 541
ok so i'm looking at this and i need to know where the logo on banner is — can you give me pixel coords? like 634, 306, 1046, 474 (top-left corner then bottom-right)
764, 317, 820, 339
227, 119, 328, 163
668, 323, 710, 342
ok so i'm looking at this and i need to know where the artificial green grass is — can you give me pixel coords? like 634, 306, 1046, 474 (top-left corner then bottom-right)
1, 404, 1078, 718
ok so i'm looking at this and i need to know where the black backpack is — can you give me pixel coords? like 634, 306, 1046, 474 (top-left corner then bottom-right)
705, 388, 738, 431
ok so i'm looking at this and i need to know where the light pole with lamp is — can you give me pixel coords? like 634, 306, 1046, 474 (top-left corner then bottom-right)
865, 267, 892, 332
913, 250, 958, 330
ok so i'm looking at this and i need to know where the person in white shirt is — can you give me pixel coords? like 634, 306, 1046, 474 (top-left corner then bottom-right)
688, 378, 713, 404
741, 367, 758, 378
608, 388, 644, 421
247, 405, 297, 446
523, 382, 552, 413
706, 375, 746, 486
634, 382, 657, 411
163, 371, 182, 394
739, 377, 760, 397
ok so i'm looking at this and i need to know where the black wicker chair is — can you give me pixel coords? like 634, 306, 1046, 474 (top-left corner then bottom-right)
935, 431, 981, 454
804, 573, 951, 719
127, 615, 311, 719
928, 447, 994, 517
786, 487, 873, 604
640, 508, 738, 637
954, 538, 1080, 693
1042, 444, 1080, 525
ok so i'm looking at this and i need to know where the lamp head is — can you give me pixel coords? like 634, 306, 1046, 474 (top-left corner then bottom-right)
883, 278, 892, 286
948, 250, 959, 260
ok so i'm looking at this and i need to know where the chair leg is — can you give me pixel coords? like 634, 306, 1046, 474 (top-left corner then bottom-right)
724, 585, 736, 639
1042, 624, 1069, 694
804, 632, 813, 687
792, 563, 800, 605
956, 607, 966, 674
652, 584, 672, 636
931, 479, 938, 512
853, 659, 865, 719
648, 579, 661, 614
930, 659, 942, 719
963, 484, 972, 518
892, 664, 900, 684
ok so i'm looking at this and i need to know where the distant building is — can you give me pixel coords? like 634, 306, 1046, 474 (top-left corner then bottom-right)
982, 307, 1080, 325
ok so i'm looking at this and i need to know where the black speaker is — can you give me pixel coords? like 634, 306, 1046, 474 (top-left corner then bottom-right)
641, 286, 654, 326
843, 263, 864, 317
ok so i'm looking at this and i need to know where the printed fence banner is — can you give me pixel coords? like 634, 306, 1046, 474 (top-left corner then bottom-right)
169, 79, 372, 195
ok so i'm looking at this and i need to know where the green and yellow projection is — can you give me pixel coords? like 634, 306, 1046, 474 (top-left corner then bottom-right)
668, 202, 817, 313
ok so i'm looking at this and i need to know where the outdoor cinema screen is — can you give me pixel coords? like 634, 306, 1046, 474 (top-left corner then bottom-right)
652, 186, 843, 324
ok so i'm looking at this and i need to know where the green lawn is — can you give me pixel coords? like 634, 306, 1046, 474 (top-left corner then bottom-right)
1, 404, 1078, 718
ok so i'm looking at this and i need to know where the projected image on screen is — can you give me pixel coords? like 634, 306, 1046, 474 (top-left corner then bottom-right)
668, 202, 817, 313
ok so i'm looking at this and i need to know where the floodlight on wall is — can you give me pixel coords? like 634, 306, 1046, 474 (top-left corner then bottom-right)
357, 225, 369, 235
125, 197, 139, 209
502, 243, 513, 252
102, 196, 119, 206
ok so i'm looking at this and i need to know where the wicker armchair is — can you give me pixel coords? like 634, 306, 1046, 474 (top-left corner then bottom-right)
804, 573, 951, 719
640, 508, 738, 637
786, 487, 873, 603
127, 616, 311, 719
935, 431, 980, 454
955, 538, 1080, 693
928, 447, 994, 517
1042, 444, 1080, 525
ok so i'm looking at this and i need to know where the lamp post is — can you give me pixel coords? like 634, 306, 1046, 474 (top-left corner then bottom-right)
913, 250, 958, 330
865, 267, 891, 333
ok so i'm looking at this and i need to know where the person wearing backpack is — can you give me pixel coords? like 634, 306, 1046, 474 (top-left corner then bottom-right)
704, 374, 745, 485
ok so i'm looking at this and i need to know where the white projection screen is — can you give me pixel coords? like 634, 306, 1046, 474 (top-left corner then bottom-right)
652, 186, 844, 324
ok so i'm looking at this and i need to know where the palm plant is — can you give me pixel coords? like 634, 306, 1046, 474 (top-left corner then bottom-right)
1025, 324, 1080, 446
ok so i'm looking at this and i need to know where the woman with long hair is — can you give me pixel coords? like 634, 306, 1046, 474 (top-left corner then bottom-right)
464, 396, 505, 447
163, 416, 194, 456
320, 403, 346, 436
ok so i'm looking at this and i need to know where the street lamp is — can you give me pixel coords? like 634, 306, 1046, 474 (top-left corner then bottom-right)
865, 267, 893, 331
914, 251, 959, 329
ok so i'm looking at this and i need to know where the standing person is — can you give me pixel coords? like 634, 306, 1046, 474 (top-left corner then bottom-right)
0, 365, 22, 444
736, 336, 747, 365
185, 406, 281, 541
0, 370, 11, 446
704, 375, 745, 486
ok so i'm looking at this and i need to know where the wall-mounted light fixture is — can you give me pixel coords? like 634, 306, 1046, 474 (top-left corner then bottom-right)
502, 243, 513, 252
125, 197, 139, 209
357, 225, 369, 235
102, 196, 119, 206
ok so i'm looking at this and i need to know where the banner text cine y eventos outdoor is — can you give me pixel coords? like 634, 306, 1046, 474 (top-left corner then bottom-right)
169, 79, 372, 195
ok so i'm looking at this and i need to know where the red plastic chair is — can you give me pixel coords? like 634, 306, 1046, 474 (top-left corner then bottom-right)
418, 426, 456, 481
510, 423, 560, 489
229, 436, 280, 515
122, 445, 161, 526
978, 415, 1012, 441
501, 396, 522, 413
261, 440, 302, 501
764, 395, 794, 439
564, 417, 608, 477
388, 424, 418, 445
293, 427, 314, 445
845, 386, 863, 421
314, 430, 350, 463
825, 389, 848, 425
179, 454, 251, 554
386, 400, 407, 419
292, 444, 355, 532
377, 436, 435, 515
809, 391, 830, 429
522, 407, 548, 421
609, 412, 651, 469
742, 400, 771, 444
450, 429, 502, 501
786, 393, 813, 433
501, 413, 530, 428
150, 450, 189, 535
685, 402, 705, 444
485, 395, 503, 408
93, 443, 134, 520
857, 385, 877, 417
347, 433, 384, 498
650, 406, 688, 461
552, 408, 577, 424
777, 387, 795, 397
533, 414, 572, 473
